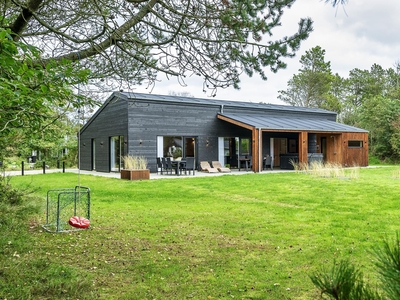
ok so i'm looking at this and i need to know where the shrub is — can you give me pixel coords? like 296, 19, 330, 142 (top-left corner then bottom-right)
122, 155, 148, 170
310, 233, 400, 300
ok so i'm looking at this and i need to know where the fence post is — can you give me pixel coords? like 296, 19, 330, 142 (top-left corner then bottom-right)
21, 161, 24, 176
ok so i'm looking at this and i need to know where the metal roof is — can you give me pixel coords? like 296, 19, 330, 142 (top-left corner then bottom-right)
121, 92, 335, 115
219, 113, 368, 133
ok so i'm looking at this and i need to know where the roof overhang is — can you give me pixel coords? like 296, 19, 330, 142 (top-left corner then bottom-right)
218, 113, 368, 133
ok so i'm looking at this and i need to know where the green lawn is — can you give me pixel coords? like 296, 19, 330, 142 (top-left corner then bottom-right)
2, 167, 399, 299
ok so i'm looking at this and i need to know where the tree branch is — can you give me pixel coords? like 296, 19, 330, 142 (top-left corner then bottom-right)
10, 0, 43, 40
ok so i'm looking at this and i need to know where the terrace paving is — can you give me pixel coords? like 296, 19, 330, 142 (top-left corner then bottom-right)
3, 168, 291, 179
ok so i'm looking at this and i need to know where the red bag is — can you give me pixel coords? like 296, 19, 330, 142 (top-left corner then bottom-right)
69, 216, 90, 229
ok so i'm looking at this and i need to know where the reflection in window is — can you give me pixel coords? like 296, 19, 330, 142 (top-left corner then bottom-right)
163, 136, 182, 159
241, 138, 250, 155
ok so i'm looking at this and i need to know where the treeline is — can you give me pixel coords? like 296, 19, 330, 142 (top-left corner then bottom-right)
279, 46, 400, 161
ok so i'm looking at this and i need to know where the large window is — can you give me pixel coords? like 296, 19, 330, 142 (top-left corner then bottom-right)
160, 136, 196, 159
163, 136, 183, 158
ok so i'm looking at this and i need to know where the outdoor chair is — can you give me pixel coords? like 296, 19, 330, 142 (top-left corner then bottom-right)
166, 157, 177, 175
264, 156, 273, 170
211, 161, 231, 173
156, 157, 163, 174
162, 157, 173, 175
239, 155, 250, 171
181, 157, 195, 175
200, 161, 219, 173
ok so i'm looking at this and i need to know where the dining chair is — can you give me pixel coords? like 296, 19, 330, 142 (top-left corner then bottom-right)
181, 157, 195, 175
156, 157, 163, 175
264, 156, 273, 170
166, 157, 177, 175
162, 157, 172, 175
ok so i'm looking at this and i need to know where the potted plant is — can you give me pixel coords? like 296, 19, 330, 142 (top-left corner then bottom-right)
120, 155, 150, 180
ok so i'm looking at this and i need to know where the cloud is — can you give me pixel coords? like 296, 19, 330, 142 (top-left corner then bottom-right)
132, 0, 400, 105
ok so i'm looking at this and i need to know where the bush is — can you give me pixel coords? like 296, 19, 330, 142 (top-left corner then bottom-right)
310, 233, 400, 299
0, 175, 94, 299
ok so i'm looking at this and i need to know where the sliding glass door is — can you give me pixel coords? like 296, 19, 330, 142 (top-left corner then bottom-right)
110, 136, 124, 172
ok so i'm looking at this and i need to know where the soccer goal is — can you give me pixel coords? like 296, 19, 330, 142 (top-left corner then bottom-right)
42, 186, 91, 233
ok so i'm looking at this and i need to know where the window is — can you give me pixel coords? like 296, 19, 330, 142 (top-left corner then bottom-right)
163, 136, 183, 158
288, 139, 297, 153
240, 138, 250, 155
348, 140, 363, 148
160, 136, 196, 159
110, 136, 124, 171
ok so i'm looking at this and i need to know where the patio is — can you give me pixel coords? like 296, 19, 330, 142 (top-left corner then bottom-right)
4, 168, 291, 179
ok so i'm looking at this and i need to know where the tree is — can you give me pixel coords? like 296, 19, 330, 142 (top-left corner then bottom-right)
0, 27, 93, 158
2, 0, 313, 97
278, 46, 341, 112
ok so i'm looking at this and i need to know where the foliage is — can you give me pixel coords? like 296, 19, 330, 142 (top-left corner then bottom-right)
359, 96, 400, 159
374, 233, 400, 300
5, 167, 400, 299
310, 259, 381, 300
0, 26, 93, 162
291, 161, 360, 179
311, 233, 400, 300
279, 45, 400, 161
1, 0, 313, 97
278, 46, 341, 112
0, 175, 92, 299
122, 155, 148, 169
0, 175, 26, 206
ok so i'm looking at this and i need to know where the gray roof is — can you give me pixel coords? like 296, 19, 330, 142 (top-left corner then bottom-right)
121, 92, 335, 115
219, 113, 368, 133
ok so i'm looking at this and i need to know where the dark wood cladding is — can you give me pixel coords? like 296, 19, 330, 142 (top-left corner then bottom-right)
79, 96, 128, 172
79, 93, 369, 173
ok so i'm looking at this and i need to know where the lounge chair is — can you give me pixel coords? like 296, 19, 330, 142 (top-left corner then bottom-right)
212, 161, 231, 173
200, 161, 219, 173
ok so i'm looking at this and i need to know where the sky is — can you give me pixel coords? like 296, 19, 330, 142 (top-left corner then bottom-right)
131, 0, 400, 105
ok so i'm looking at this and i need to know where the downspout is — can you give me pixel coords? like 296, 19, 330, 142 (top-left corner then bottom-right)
258, 128, 262, 173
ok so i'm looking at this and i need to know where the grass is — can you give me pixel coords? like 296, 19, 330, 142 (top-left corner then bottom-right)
2, 166, 400, 299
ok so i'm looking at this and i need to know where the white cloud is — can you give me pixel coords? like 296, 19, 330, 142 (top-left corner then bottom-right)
132, 0, 400, 105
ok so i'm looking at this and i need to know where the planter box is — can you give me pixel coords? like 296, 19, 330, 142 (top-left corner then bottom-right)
120, 169, 150, 180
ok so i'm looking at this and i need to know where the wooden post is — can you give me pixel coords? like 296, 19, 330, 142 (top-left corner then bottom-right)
252, 128, 260, 172
298, 131, 308, 166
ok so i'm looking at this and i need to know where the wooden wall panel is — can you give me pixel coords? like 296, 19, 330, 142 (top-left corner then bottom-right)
342, 132, 369, 166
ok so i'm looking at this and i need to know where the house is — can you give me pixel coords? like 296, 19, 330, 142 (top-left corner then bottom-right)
79, 92, 368, 173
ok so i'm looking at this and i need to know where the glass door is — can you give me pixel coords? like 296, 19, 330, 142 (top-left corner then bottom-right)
91, 138, 96, 170
110, 136, 124, 172
184, 137, 196, 157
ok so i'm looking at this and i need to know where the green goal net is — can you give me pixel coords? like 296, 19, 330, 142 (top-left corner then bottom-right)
42, 186, 90, 233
